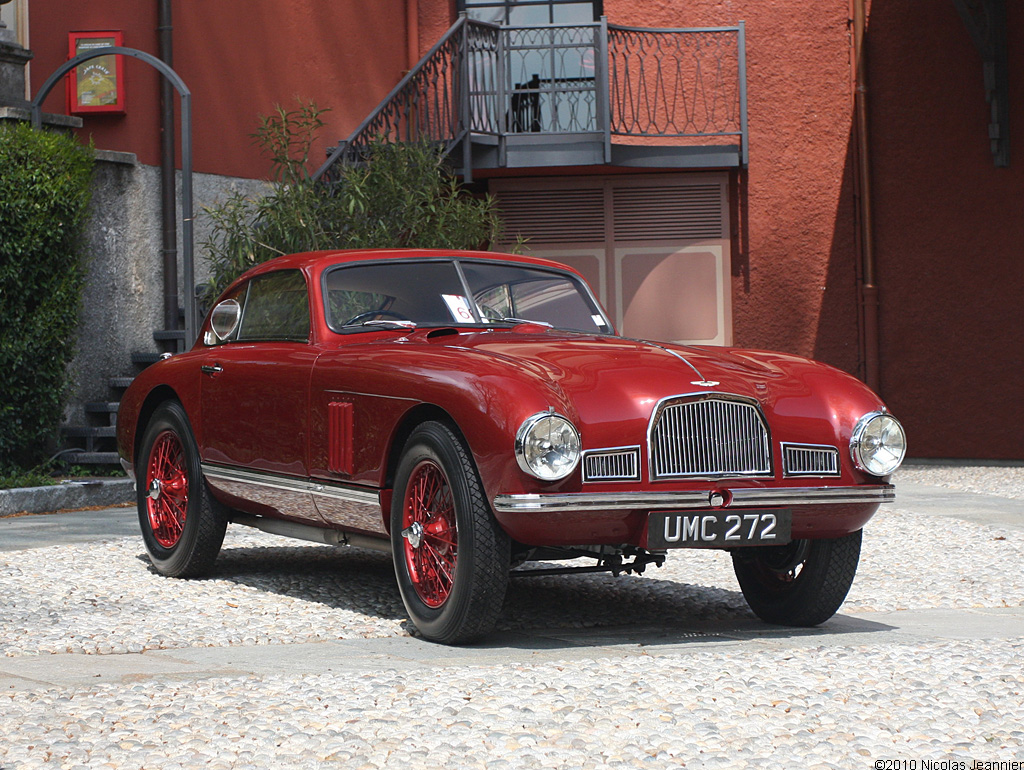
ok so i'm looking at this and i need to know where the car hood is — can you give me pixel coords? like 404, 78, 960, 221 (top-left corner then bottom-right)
427, 329, 883, 448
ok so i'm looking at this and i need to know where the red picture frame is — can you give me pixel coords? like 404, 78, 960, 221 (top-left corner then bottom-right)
67, 31, 125, 114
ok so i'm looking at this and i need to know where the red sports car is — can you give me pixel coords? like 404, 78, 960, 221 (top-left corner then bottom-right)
117, 249, 906, 644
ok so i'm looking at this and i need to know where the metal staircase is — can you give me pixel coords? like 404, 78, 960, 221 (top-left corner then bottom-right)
60, 324, 184, 468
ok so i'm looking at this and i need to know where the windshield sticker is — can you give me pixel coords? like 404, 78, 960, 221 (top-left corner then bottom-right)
442, 294, 475, 324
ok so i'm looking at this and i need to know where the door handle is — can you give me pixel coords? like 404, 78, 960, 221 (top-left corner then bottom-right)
201, 363, 224, 375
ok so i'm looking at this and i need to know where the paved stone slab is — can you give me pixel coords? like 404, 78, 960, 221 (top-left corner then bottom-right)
0, 506, 136, 551
4, 606, 1023, 693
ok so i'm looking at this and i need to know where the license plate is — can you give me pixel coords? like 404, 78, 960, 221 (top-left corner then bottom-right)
647, 509, 792, 549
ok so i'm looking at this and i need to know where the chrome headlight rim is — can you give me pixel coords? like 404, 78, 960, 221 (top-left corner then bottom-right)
514, 411, 581, 482
850, 410, 907, 477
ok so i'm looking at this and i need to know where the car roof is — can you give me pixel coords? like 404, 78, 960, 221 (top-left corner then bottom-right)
242, 249, 583, 279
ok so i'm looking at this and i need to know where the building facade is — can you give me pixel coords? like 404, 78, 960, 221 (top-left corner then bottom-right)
19, 0, 1024, 460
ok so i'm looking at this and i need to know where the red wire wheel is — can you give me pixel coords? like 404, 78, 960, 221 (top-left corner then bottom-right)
390, 421, 509, 643
144, 429, 189, 548
402, 458, 458, 607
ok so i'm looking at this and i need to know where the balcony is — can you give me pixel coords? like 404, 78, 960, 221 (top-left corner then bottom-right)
315, 16, 748, 183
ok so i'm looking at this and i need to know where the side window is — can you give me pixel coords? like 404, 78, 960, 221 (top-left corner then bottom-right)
236, 270, 311, 342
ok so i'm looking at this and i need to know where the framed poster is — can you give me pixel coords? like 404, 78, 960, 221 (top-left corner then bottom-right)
67, 31, 125, 114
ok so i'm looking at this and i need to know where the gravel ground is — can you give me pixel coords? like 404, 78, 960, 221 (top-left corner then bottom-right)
896, 463, 1024, 500
1, 465, 1022, 768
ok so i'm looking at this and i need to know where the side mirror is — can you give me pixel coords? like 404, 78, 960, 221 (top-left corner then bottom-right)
207, 298, 241, 344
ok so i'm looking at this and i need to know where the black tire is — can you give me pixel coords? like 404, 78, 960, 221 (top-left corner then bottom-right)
136, 401, 228, 578
390, 421, 510, 644
731, 529, 862, 626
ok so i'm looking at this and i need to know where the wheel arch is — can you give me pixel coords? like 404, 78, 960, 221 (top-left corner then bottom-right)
133, 385, 184, 466
383, 403, 467, 492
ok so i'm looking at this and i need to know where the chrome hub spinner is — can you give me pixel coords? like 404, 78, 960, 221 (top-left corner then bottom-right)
402, 521, 425, 549
148, 479, 163, 501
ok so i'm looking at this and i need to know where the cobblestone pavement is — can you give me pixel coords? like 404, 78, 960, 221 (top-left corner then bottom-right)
1, 466, 1022, 769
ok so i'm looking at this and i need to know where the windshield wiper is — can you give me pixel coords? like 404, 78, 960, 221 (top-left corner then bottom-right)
496, 317, 553, 328
342, 319, 418, 331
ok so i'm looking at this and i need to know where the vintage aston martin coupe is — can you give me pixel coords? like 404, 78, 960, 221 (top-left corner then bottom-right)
117, 249, 906, 644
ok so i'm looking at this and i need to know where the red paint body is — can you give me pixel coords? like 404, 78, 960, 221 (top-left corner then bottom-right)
117, 250, 898, 550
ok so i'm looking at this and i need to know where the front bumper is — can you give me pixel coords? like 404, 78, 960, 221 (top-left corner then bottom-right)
493, 484, 895, 514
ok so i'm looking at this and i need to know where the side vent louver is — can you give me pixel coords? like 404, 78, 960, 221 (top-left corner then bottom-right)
328, 401, 354, 475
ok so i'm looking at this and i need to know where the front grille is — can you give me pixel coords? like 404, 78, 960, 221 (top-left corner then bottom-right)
583, 447, 641, 482
783, 443, 840, 477
649, 396, 771, 479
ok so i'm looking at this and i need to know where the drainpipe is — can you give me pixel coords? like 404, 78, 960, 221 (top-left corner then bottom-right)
158, 0, 178, 335
853, 0, 880, 393
406, 0, 419, 71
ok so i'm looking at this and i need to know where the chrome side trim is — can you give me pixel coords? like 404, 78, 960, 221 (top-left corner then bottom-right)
493, 484, 895, 514
200, 463, 379, 506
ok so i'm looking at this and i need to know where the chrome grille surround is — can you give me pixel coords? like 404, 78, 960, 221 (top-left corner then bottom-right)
782, 443, 841, 478
648, 393, 772, 480
582, 446, 641, 482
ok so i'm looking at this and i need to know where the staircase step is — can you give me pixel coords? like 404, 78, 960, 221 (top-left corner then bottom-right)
62, 451, 121, 465
63, 426, 117, 438
109, 377, 135, 389
132, 352, 164, 367
84, 401, 120, 413
154, 329, 185, 340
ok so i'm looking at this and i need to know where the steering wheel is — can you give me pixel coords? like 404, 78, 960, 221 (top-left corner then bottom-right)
342, 309, 410, 326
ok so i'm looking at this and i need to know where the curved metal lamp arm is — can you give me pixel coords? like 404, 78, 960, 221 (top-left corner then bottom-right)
30, 46, 197, 348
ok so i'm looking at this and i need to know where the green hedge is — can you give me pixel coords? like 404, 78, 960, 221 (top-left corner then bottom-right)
0, 123, 93, 472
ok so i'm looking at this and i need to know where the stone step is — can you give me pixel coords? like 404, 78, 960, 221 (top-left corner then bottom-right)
153, 329, 185, 340
131, 352, 164, 367
109, 377, 134, 389
61, 451, 121, 465
62, 426, 117, 438
84, 401, 119, 413
84, 401, 119, 427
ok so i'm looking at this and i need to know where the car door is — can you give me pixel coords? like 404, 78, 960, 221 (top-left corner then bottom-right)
200, 268, 321, 522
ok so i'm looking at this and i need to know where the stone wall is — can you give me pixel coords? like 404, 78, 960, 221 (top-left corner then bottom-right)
63, 152, 267, 425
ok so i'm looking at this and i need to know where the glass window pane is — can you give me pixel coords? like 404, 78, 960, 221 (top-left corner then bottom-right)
324, 261, 471, 329
237, 270, 310, 342
552, 3, 595, 23
461, 261, 610, 333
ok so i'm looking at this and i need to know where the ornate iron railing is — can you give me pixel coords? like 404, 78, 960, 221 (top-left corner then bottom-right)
314, 17, 747, 183
608, 24, 745, 141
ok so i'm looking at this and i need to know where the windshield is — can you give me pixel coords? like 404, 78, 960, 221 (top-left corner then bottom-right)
323, 259, 613, 334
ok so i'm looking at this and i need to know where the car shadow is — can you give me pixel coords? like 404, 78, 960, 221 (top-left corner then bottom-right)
138, 540, 894, 649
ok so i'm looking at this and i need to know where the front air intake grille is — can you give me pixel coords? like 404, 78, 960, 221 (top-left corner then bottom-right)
783, 443, 840, 477
583, 447, 641, 482
649, 396, 771, 479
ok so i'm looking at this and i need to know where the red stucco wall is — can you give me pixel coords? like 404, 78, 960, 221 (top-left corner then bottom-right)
30, 0, 410, 179
867, 2, 1024, 458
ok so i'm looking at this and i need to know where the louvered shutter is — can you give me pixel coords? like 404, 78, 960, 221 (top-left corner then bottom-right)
496, 188, 605, 244
613, 184, 724, 241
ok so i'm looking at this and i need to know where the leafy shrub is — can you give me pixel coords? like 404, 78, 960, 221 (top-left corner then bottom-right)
202, 100, 507, 302
0, 123, 93, 472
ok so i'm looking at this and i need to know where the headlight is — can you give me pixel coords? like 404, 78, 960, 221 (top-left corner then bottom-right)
850, 411, 906, 476
515, 412, 581, 481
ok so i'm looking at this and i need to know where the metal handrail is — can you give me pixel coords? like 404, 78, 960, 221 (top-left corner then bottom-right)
314, 17, 748, 183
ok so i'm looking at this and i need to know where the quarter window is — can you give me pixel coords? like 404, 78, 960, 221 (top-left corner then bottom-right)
236, 270, 311, 342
